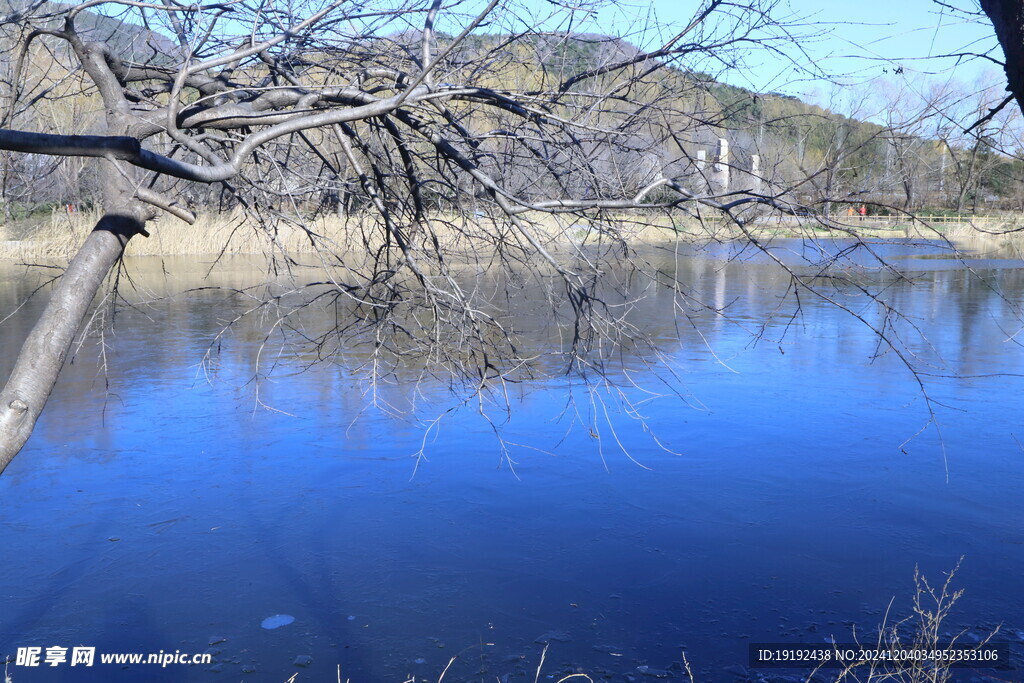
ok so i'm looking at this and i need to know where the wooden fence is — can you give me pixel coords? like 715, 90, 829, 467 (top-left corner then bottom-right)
767, 214, 1017, 227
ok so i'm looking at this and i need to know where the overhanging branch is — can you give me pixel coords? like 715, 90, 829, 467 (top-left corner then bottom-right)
0, 128, 219, 182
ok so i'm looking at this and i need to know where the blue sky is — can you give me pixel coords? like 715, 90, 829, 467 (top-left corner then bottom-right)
111, 0, 1004, 100
421, 0, 1011, 125
566, 0, 1006, 105
111, 0, 1007, 116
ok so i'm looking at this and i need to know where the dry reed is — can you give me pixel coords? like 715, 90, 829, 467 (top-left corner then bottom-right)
1, 208, 1020, 263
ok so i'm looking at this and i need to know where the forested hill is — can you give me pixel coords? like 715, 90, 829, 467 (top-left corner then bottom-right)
0, 6, 1013, 213
421, 30, 1017, 211
0, 0, 176, 58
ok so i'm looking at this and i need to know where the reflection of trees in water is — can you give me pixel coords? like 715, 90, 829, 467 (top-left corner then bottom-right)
4, 246, 1024, 444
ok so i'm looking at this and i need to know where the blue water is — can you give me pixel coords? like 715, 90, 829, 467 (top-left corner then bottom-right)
0, 242, 1022, 681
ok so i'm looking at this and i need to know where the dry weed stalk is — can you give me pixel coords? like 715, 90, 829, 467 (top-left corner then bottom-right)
827, 560, 999, 683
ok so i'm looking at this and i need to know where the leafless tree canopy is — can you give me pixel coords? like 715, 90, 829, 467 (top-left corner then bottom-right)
0, 0, 824, 472
1, 0, 1022, 474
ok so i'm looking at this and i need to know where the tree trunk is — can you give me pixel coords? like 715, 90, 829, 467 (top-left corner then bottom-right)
0, 27, 152, 473
980, 1, 1024, 115
0, 213, 141, 474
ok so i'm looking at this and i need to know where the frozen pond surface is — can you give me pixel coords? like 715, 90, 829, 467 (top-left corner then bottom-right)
1, 239, 1023, 681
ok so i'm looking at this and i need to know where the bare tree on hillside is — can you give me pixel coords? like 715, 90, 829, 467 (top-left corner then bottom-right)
3, 0, 1010, 475
0, 0, 834, 472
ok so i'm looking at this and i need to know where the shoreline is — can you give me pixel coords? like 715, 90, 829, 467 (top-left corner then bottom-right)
1, 209, 1019, 262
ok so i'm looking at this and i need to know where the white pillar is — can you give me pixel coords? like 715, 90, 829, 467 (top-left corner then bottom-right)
696, 150, 708, 192
713, 138, 729, 195
939, 145, 947, 194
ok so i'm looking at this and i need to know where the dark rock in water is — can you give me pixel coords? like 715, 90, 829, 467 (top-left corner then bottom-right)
293, 655, 312, 667
208, 636, 227, 645
591, 644, 622, 654
534, 630, 571, 644
207, 663, 223, 673
241, 664, 257, 673
635, 665, 670, 678
722, 663, 748, 678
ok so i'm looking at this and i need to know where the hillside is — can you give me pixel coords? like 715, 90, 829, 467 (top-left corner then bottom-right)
0, 0, 176, 58
0, 6, 1015, 215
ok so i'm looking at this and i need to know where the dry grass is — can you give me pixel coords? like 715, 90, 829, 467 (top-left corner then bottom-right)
6, 207, 1021, 263
819, 561, 1002, 683
1, 208, 359, 260
0, 207, 725, 258
0, 208, 587, 261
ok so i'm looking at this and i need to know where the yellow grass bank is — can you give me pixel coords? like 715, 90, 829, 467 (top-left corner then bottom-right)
2, 208, 1022, 262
